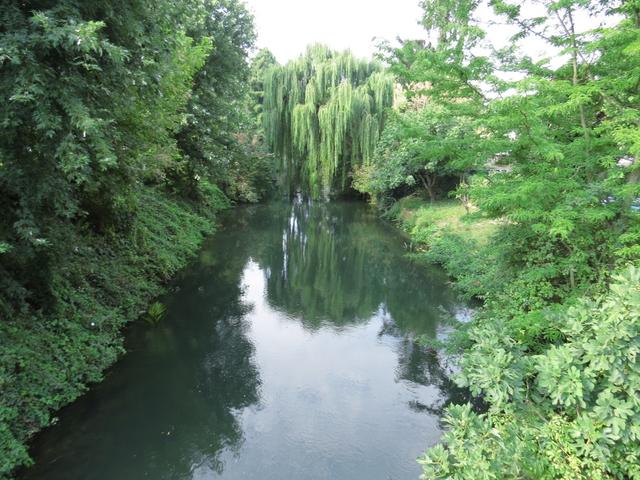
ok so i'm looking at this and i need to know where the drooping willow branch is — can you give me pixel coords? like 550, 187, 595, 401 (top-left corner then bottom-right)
263, 44, 395, 198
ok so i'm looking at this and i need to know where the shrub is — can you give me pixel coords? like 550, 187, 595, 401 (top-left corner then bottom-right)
420, 267, 640, 480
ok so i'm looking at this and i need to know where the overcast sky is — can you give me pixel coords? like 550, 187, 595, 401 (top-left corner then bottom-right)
243, 1, 617, 67
243, 0, 427, 63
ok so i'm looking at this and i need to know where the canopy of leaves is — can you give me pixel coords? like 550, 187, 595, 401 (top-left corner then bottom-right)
263, 45, 395, 198
173, 0, 263, 200
353, 101, 479, 203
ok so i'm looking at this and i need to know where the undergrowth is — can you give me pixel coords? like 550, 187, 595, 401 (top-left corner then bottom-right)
0, 186, 227, 478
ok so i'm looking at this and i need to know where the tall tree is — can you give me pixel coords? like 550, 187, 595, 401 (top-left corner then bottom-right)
263, 45, 394, 198
173, 0, 257, 200
0, 0, 210, 310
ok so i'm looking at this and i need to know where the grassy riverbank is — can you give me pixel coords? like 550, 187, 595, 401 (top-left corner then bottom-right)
388, 197, 496, 246
386, 197, 502, 301
0, 187, 228, 478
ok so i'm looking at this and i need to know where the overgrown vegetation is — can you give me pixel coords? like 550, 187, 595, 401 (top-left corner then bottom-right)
3, 0, 640, 477
387, 198, 504, 301
0, 1, 272, 477
361, 0, 640, 478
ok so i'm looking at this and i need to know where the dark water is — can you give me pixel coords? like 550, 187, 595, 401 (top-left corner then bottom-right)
22, 201, 470, 480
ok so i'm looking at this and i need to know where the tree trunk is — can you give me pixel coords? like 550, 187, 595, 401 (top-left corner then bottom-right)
555, 7, 590, 145
568, 8, 589, 144
418, 172, 436, 204
458, 174, 472, 213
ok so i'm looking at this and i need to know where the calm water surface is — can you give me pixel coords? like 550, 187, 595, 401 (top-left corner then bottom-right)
23, 200, 469, 480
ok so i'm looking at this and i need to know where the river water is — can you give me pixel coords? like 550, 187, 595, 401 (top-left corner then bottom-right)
22, 200, 469, 480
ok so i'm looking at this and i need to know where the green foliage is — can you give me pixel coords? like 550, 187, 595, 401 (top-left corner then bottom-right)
0, 0, 258, 476
146, 301, 167, 325
388, 199, 503, 300
263, 45, 394, 198
421, 267, 640, 480
354, 103, 479, 202
378, 0, 640, 303
371, 1, 640, 477
173, 0, 265, 203
248, 48, 278, 128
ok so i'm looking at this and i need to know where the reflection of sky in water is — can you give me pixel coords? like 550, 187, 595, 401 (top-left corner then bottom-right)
200, 261, 445, 480
22, 202, 468, 480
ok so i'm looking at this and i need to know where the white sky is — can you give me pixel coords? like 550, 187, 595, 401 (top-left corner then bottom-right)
243, 0, 619, 67
243, 0, 427, 63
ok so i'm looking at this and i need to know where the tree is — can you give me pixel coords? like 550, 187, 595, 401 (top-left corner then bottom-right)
354, 100, 479, 203
263, 45, 395, 198
0, 0, 211, 311
248, 48, 278, 128
173, 0, 258, 201
369, 2, 492, 205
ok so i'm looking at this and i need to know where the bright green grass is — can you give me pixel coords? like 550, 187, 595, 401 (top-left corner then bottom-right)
390, 197, 499, 247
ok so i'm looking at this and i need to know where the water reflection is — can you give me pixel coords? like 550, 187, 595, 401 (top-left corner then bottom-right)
23, 247, 261, 480
22, 201, 469, 480
258, 200, 456, 333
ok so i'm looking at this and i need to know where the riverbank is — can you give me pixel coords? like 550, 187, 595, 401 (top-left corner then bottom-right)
385, 197, 501, 301
0, 186, 228, 479
388, 196, 640, 479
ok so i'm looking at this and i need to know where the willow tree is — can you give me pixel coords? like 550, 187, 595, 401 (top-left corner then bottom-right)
263, 45, 394, 198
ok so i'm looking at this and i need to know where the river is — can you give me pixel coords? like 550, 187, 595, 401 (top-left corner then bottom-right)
21, 200, 469, 480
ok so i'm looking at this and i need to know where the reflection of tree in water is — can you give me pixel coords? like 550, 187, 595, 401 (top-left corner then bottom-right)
147, 240, 261, 479
378, 309, 483, 419
23, 245, 261, 480
227, 202, 477, 419
246, 200, 472, 418
393, 336, 478, 417
257, 200, 380, 327
257, 200, 458, 332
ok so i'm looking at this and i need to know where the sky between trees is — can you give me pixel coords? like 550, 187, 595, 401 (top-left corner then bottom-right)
244, 0, 619, 68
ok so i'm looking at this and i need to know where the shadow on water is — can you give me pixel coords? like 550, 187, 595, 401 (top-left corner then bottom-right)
22, 200, 472, 480
22, 244, 261, 480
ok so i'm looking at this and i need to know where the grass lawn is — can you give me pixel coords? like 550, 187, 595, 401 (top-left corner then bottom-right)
389, 196, 499, 248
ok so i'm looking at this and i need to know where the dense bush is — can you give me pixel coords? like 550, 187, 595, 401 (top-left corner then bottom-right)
420, 267, 640, 479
